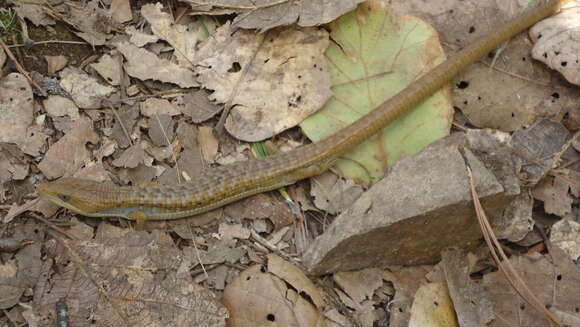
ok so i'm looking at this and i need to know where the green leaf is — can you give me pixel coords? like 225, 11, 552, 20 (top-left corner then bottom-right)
300, 3, 452, 185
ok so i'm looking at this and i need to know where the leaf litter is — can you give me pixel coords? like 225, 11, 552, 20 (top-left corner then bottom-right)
0, 0, 578, 326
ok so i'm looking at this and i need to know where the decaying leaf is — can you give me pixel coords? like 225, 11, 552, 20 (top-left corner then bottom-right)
38, 117, 99, 179
45, 55, 68, 76
550, 219, 580, 261
110, 0, 132, 23
35, 224, 228, 326
301, 2, 452, 185
116, 41, 198, 88
174, 90, 222, 123
59, 67, 116, 109
90, 53, 122, 86
484, 248, 580, 327
0, 74, 34, 150
148, 114, 175, 147
197, 126, 219, 163
9, 0, 55, 26
310, 172, 363, 214
112, 143, 149, 168
125, 25, 159, 47
223, 258, 328, 327
140, 98, 182, 117
43, 95, 80, 120
182, 0, 365, 31
530, 5, 580, 86
333, 268, 382, 305
532, 176, 573, 217
408, 283, 459, 327
60, 0, 114, 45
195, 23, 332, 142
141, 3, 204, 67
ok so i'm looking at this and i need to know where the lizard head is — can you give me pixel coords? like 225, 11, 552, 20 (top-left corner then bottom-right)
37, 178, 114, 216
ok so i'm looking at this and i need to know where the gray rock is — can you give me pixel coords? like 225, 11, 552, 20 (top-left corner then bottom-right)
303, 132, 520, 275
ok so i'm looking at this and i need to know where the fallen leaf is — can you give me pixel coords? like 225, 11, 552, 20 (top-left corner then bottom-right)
112, 143, 148, 168
381, 266, 430, 327
0, 73, 34, 147
333, 268, 382, 304
484, 248, 580, 327
140, 97, 182, 117
9, 0, 55, 26
532, 176, 573, 217
38, 117, 99, 179
223, 264, 327, 327
408, 283, 459, 327
59, 67, 116, 109
35, 224, 228, 326
174, 90, 222, 123
19, 125, 49, 156
219, 223, 250, 241
267, 254, 325, 309
110, 0, 132, 23
183, 0, 365, 31
224, 193, 295, 230
195, 23, 332, 142
141, 3, 204, 67
116, 41, 198, 88
110, 105, 139, 149
197, 126, 218, 163
44, 55, 68, 76
550, 219, 580, 261
60, 0, 114, 45
300, 2, 452, 185
530, 5, 580, 86
148, 114, 175, 147
440, 248, 494, 326
310, 172, 363, 214
90, 53, 122, 86
125, 26, 159, 47
43, 95, 80, 120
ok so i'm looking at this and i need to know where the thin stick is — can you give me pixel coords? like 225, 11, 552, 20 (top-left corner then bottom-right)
0, 38, 48, 97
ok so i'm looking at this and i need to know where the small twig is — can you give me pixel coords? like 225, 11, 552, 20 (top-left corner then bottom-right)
0, 38, 48, 96
29, 212, 79, 241
7, 40, 87, 48
188, 224, 208, 279
464, 159, 564, 327
108, 104, 134, 147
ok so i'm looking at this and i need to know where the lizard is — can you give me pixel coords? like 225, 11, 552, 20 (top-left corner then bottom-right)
37, 0, 574, 222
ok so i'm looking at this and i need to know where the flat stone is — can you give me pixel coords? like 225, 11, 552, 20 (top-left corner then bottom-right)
303, 132, 520, 275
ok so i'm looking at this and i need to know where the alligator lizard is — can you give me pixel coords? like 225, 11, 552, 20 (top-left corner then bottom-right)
37, 0, 572, 222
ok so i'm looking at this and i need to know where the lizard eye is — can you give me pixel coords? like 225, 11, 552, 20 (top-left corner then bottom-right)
57, 194, 71, 202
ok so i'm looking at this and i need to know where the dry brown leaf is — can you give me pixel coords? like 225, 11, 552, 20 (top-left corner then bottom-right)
219, 223, 251, 241
174, 90, 222, 123
333, 268, 382, 305
440, 248, 494, 326
116, 41, 198, 88
111, 105, 139, 149
90, 53, 122, 86
112, 143, 148, 168
110, 0, 132, 23
59, 67, 116, 109
532, 176, 573, 217
36, 224, 228, 326
408, 282, 459, 327
0, 73, 33, 147
530, 5, 580, 86
311, 172, 363, 215
224, 193, 295, 230
125, 26, 159, 47
140, 97, 182, 117
381, 266, 430, 327
484, 248, 580, 327
9, 0, 55, 26
195, 23, 331, 141
43, 95, 80, 120
267, 254, 325, 309
197, 126, 218, 163
550, 219, 580, 261
20, 125, 49, 156
223, 264, 327, 327
182, 0, 364, 31
61, 0, 114, 45
44, 55, 68, 76
38, 117, 99, 179
148, 114, 175, 147
0, 222, 42, 310
141, 3, 203, 67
